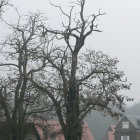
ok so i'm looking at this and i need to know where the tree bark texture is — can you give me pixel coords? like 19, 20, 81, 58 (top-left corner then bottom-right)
65, 53, 82, 140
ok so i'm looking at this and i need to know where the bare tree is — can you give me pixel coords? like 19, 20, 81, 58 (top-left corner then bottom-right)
27, 0, 131, 140
0, 12, 54, 140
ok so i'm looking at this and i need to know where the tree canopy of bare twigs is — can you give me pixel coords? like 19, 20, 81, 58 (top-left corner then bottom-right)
0, 0, 9, 18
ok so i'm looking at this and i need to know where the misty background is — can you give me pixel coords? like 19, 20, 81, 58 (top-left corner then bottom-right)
86, 102, 140, 140
1, 0, 140, 140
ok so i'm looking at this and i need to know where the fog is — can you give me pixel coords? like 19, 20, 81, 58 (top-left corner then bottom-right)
2, 0, 140, 106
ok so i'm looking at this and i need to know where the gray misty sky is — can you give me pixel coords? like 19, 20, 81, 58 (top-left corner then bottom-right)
4, 0, 140, 105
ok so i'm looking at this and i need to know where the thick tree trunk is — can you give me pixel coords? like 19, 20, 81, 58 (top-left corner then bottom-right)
11, 127, 24, 140
11, 129, 17, 140
66, 91, 82, 140
65, 53, 82, 140
10, 115, 25, 140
